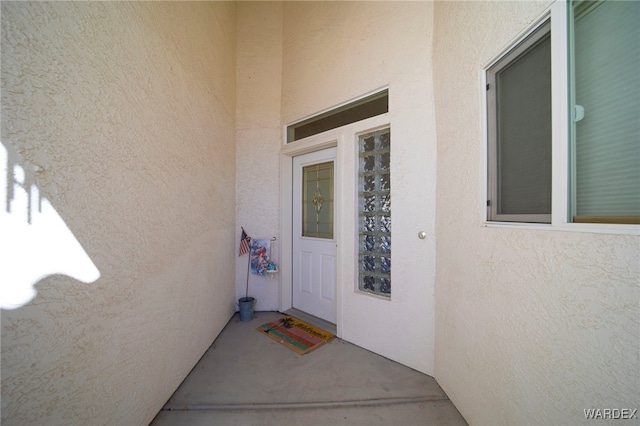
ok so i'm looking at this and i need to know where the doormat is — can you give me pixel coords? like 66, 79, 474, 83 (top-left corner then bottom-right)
257, 316, 334, 355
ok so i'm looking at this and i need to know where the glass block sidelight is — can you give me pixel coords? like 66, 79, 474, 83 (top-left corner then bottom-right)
358, 128, 391, 297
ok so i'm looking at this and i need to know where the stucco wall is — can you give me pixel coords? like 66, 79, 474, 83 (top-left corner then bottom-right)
1, 2, 237, 425
235, 2, 283, 311
432, 1, 640, 425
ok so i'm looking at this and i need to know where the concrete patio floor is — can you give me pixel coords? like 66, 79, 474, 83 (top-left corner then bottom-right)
151, 311, 467, 426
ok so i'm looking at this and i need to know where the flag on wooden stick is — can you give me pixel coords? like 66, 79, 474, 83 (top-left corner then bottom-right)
239, 228, 251, 256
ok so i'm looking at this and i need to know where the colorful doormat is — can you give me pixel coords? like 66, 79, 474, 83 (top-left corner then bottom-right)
257, 316, 334, 355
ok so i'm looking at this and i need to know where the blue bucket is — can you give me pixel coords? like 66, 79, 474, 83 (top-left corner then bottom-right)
238, 297, 255, 322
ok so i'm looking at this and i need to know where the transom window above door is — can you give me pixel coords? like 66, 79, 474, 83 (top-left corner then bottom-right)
287, 90, 388, 143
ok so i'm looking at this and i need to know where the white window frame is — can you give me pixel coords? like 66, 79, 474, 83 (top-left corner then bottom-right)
482, 0, 639, 236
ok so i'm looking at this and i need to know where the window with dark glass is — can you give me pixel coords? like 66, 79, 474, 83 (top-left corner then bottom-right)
570, 0, 640, 224
486, 22, 552, 223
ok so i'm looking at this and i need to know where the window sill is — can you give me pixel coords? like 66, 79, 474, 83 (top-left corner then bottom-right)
483, 221, 640, 236
573, 216, 640, 225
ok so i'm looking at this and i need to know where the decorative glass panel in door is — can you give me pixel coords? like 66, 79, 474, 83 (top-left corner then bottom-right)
302, 161, 334, 239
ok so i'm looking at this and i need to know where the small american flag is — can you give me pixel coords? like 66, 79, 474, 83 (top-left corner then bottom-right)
239, 228, 251, 256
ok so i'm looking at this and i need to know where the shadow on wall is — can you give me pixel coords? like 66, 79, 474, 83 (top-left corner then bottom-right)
0, 141, 100, 310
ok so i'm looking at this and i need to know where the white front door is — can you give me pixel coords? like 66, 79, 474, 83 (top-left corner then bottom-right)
292, 147, 337, 323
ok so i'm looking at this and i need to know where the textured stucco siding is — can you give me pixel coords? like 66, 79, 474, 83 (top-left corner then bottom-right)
235, 2, 283, 311
432, 1, 640, 425
1, 2, 237, 425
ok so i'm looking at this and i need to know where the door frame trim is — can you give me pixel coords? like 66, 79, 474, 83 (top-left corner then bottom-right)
279, 114, 391, 338
280, 136, 338, 328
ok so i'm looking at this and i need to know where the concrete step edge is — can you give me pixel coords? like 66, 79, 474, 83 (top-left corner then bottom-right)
162, 396, 451, 411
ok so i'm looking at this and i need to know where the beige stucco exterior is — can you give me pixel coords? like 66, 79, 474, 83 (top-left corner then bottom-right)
2, 2, 237, 424
432, 2, 640, 424
2, 1, 638, 425
235, 1, 284, 312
